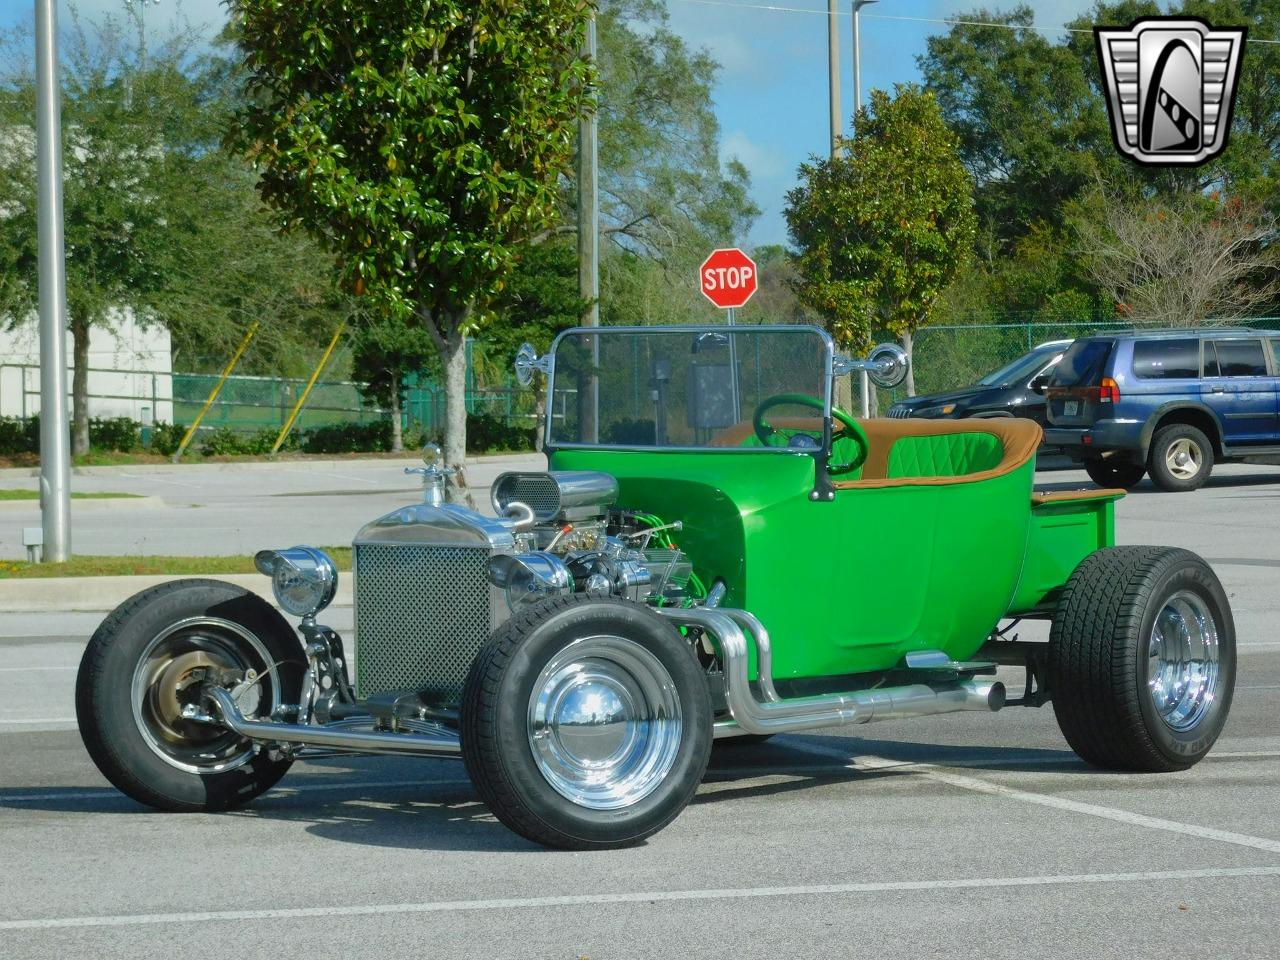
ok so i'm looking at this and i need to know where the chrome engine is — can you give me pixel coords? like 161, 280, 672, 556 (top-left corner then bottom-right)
352, 469, 692, 704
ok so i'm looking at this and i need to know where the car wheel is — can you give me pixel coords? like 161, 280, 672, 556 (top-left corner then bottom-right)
1047, 547, 1235, 772
76, 579, 306, 811
1147, 424, 1213, 491
461, 595, 712, 850
1083, 458, 1146, 489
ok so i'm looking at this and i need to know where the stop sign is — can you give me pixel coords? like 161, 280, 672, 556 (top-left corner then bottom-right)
699, 248, 758, 309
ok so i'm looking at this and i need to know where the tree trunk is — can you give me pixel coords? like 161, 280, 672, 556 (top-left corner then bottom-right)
441, 329, 473, 506
902, 329, 916, 397
71, 316, 90, 456
389, 370, 403, 453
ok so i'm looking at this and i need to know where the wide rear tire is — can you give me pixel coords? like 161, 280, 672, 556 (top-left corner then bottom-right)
1047, 547, 1234, 772
461, 595, 712, 850
1083, 457, 1145, 489
76, 579, 305, 811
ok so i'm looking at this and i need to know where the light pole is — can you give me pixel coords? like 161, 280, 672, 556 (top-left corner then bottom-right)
852, 0, 879, 131
852, 0, 878, 415
827, 0, 842, 158
35, 0, 71, 561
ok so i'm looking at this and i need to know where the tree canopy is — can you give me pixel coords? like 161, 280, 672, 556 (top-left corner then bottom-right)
227, 0, 594, 494
786, 85, 976, 385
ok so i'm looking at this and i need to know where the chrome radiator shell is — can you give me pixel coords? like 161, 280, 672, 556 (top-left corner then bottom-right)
352, 502, 514, 704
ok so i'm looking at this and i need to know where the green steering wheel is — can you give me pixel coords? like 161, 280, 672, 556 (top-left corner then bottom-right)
752, 392, 869, 475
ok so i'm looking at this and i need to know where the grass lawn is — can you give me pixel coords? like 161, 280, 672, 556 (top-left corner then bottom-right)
0, 547, 353, 579
0, 489, 143, 501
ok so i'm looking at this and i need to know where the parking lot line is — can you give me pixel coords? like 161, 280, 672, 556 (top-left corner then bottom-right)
786, 742, 1280, 855
2, 865, 1277, 931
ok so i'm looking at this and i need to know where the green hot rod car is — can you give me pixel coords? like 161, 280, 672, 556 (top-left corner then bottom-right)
76, 325, 1236, 849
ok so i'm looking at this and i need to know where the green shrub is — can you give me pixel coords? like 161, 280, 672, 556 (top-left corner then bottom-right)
150, 421, 186, 456
88, 417, 140, 452
0, 417, 39, 455
200, 426, 252, 457
301, 421, 392, 454
465, 412, 536, 452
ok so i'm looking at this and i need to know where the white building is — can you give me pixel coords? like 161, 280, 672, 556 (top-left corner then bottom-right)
0, 309, 174, 423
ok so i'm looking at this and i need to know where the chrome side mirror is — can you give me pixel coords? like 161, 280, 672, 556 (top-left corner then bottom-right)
832, 342, 910, 389
515, 343, 550, 387
866, 343, 909, 389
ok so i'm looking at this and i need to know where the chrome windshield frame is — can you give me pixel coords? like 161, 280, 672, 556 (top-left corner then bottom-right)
542, 324, 837, 458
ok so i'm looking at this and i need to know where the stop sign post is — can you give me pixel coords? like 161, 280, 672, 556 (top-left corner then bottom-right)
698, 248, 756, 420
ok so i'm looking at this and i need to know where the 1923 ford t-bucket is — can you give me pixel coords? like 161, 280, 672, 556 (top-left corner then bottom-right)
76, 325, 1236, 849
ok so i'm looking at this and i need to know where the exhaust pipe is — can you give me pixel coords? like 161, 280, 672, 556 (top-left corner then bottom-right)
660, 607, 1004, 736
206, 686, 461, 758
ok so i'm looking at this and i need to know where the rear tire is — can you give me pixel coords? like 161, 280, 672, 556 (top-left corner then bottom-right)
1084, 457, 1145, 489
76, 579, 305, 812
1047, 547, 1234, 772
462, 595, 712, 850
1147, 424, 1213, 491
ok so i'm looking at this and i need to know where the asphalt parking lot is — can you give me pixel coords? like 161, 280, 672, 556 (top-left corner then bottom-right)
2, 460, 1279, 959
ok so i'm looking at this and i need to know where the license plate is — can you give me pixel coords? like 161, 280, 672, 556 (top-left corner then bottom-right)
1063, 400, 1079, 416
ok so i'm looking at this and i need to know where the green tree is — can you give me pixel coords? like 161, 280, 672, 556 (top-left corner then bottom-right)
349, 310, 438, 453
228, 0, 594, 499
0, 13, 212, 453
785, 85, 977, 394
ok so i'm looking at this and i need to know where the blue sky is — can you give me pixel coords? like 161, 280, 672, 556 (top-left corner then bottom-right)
4, 1, 1096, 246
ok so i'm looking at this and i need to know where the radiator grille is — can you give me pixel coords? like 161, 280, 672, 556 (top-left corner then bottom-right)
354, 544, 493, 704
493, 474, 560, 520
887, 405, 912, 419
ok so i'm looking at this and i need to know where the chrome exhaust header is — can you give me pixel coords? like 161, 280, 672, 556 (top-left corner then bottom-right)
206, 686, 461, 758
660, 608, 1004, 736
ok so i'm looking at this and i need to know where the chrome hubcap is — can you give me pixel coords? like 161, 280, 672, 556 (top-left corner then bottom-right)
131, 617, 280, 774
1165, 438, 1203, 480
1147, 591, 1220, 732
528, 635, 682, 811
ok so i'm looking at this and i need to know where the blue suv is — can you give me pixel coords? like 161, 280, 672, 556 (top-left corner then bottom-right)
1043, 328, 1280, 491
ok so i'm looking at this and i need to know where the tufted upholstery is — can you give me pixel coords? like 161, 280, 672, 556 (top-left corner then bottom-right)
834, 417, 1042, 489
886, 431, 1003, 479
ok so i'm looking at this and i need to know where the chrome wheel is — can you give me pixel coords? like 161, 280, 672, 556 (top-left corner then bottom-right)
1147, 591, 1221, 732
528, 635, 682, 811
1164, 437, 1204, 481
130, 617, 280, 775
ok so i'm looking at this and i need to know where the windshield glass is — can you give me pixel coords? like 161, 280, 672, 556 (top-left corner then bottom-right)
977, 346, 1066, 387
548, 327, 831, 449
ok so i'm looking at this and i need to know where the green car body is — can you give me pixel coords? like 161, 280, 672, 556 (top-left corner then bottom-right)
552, 442, 1120, 684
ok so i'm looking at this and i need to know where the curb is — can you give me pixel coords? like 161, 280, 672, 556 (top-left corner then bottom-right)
0, 573, 354, 614
0, 496, 166, 512
0, 451, 543, 479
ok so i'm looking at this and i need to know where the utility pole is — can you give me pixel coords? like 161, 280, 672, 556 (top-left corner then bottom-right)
35, 0, 71, 561
827, 0, 842, 158
578, 13, 599, 328
852, 0, 879, 416
577, 10, 600, 441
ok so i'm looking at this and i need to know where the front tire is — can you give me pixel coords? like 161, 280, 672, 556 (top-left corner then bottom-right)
1084, 457, 1145, 489
1147, 423, 1213, 491
461, 595, 712, 850
1047, 547, 1234, 772
76, 579, 305, 812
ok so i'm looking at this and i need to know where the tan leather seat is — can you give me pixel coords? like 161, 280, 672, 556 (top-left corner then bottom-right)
834, 418, 1042, 489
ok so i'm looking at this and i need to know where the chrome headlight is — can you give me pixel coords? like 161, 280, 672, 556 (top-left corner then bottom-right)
487, 552, 572, 614
254, 545, 338, 617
